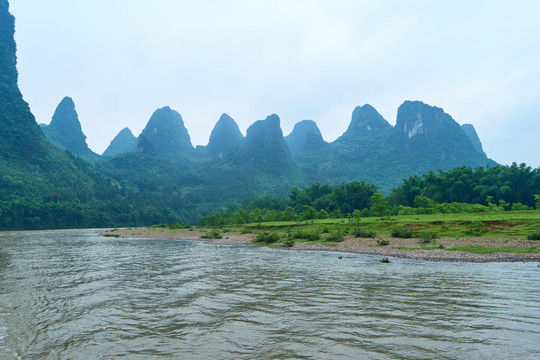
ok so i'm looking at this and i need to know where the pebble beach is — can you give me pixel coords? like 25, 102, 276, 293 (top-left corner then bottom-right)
104, 228, 540, 263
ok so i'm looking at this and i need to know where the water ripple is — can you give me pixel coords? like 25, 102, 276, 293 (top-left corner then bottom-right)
1, 230, 540, 359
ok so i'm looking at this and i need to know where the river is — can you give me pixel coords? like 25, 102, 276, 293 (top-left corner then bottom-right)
1, 229, 539, 359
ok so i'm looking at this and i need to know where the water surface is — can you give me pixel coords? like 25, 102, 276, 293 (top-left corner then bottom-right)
1, 229, 539, 359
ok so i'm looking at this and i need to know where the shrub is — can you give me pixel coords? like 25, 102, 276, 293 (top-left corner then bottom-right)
465, 221, 485, 236
376, 239, 390, 246
380, 257, 390, 263
253, 232, 280, 244
527, 227, 540, 240
352, 228, 377, 238
326, 231, 344, 242
282, 239, 295, 247
169, 222, 192, 229
103, 233, 120, 238
293, 230, 321, 241
201, 230, 222, 239
391, 226, 415, 238
511, 203, 530, 211
418, 231, 439, 244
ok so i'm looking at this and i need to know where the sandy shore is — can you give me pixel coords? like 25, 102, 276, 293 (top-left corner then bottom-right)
103, 228, 540, 263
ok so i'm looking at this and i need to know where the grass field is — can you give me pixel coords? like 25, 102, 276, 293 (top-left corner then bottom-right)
228, 210, 540, 239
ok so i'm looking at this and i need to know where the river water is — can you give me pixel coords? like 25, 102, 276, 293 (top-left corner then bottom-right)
0, 229, 539, 359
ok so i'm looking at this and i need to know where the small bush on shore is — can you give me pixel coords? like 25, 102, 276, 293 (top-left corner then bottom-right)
169, 222, 192, 229
103, 233, 120, 238
201, 230, 222, 239
352, 228, 377, 238
282, 239, 295, 247
465, 221, 485, 236
527, 227, 540, 240
418, 231, 439, 244
254, 232, 280, 244
326, 231, 344, 242
391, 226, 415, 238
377, 239, 390, 246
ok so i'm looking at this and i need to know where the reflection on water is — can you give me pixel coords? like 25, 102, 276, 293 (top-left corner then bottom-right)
1, 229, 540, 359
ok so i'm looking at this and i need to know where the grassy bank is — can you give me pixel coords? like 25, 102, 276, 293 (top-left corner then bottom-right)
228, 210, 540, 239
105, 210, 540, 260
213, 210, 540, 253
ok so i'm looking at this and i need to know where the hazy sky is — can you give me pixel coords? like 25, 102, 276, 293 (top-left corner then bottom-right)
9, 0, 540, 167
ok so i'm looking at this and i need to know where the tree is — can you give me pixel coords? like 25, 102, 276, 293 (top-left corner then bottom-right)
352, 209, 361, 225
280, 206, 298, 221
301, 205, 318, 221
318, 209, 329, 219
370, 192, 389, 217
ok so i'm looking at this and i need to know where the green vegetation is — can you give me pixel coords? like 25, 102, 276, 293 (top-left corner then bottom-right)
102, 233, 120, 238
417, 231, 439, 244
282, 238, 295, 247
291, 230, 321, 241
253, 232, 280, 244
149, 222, 192, 230
210, 210, 540, 244
528, 227, 540, 241
390, 164, 539, 209
393, 246, 443, 250
201, 230, 223, 239
465, 221, 485, 236
447, 246, 540, 254
352, 228, 377, 238
198, 165, 540, 231
326, 231, 345, 242
391, 226, 415, 238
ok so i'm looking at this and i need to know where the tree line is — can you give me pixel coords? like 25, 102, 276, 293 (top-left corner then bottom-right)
199, 164, 540, 226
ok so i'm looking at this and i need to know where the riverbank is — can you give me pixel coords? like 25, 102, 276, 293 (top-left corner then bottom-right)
103, 227, 540, 263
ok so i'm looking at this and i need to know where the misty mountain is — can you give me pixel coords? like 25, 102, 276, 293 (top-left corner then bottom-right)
297, 101, 496, 191
204, 113, 244, 158
40, 96, 101, 164
461, 123, 486, 156
227, 114, 293, 175
285, 120, 326, 157
98, 99, 494, 212
336, 104, 392, 141
137, 106, 193, 161
102, 127, 138, 158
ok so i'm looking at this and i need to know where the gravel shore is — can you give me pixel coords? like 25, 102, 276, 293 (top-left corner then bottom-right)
104, 228, 540, 263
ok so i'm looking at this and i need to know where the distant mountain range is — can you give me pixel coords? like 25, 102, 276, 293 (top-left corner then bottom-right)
39, 94, 495, 198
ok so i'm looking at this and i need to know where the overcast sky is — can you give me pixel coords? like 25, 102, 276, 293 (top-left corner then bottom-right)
9, 0, 540, 167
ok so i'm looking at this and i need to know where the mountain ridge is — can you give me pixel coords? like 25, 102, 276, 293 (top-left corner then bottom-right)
40, 96, 101, 164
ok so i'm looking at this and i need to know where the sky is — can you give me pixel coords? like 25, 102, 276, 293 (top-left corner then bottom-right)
9, 0, 540, 168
